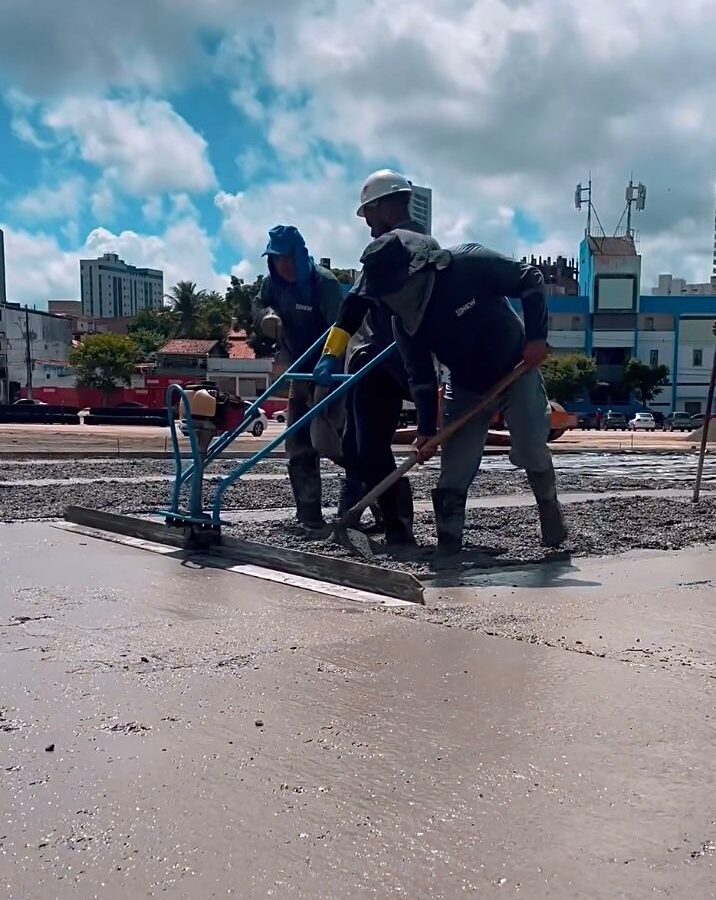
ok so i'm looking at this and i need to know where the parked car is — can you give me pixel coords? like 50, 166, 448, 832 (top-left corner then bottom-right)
603, 412, 627, 431
272, 409, 288, 424
576, 412, 599, 429
663, 412, 694, 432
13, 398, 47, 406
691, 413, 705, 427
628, 412, 656, 431
246, 406, 269, 437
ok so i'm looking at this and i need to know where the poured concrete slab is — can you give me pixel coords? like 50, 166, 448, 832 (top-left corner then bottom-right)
1, 524, 715, 899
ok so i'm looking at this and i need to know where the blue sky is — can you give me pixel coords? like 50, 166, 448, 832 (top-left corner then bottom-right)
1, 0, 715, 306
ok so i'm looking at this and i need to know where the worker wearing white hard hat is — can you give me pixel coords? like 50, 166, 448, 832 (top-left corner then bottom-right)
318, 168, 426, 545
356, 169, 413, 219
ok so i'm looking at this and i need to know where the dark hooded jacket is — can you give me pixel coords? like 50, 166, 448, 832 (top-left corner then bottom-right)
345, 218, 426, 387
254, 225, 343, 364
342, 232, 548, 435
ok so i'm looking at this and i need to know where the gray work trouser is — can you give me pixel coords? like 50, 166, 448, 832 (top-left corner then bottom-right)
438, 369, 553, 493
285, 381, 345, 463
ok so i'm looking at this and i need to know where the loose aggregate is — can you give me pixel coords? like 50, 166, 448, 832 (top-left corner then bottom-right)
223, 496, 716, 578
0, 456, 690, 521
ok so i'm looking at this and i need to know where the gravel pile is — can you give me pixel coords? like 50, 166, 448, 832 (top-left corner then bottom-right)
0, 456, 681, 522
223, 496, 716, 578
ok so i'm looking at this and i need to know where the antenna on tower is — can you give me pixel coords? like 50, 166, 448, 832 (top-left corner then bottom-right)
574, 173, 593, 236
621, 176, 647, 240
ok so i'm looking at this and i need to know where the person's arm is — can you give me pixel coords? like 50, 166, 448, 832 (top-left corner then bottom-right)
472, 250, 548, 366
252, 277, 281, 338
318, 274, 344, 329
483, 253, 547, 343
394, 320, 438, 438
313, 272, 373, 383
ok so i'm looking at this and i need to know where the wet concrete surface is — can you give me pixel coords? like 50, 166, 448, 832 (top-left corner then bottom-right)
2, 524, 716, 899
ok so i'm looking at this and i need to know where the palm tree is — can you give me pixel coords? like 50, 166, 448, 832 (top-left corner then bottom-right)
166, 281, 206, 338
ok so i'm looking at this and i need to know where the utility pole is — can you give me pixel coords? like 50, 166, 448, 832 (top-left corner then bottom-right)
24, 306, 33, 401
1, 332, 8, 405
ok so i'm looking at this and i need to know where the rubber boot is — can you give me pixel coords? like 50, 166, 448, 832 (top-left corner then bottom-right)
377, 477, 415, 545
527, 464, 567, 548
367, 503, 384, 534
337, 477, 366, 529
288, 455, 325, 529
431, 488, 468, 555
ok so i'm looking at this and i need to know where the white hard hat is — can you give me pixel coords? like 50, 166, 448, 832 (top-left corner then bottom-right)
357, 169, 412, 217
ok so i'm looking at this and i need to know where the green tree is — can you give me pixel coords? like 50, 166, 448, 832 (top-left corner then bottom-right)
199, 291, 233, 348
127, 308, 179, 358
622, 357, 670, 407
541, 353, 598, 404
167, 281, 206, 337
225, 275, 276, 357
70, 334, 139, 403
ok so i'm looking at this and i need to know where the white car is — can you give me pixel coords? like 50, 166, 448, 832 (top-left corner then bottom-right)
628, 412, 656, 432
272, 408, 288, 424
246, 407, 269, 437
179, 405, 268, 438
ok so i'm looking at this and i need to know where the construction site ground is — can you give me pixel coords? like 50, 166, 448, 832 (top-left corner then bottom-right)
2, 432, 716, 899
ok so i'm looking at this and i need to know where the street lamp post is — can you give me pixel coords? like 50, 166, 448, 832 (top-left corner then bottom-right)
24, 306, 33, 401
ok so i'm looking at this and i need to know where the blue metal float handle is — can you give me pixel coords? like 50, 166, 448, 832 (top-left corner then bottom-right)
285, 373, 352, 382
210, 341, 397, 524
166, 383, 206, 519
200, 330, 332, 468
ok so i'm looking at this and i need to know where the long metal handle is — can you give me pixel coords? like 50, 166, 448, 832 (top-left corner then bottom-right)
334, 361, 528, 530
693, 338, 716, 502
211, 341, 399, 523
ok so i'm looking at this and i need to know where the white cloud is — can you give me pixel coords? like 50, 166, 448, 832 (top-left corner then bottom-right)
0, 224, 79, 303
90, 180, 116, 222
4, 0, 716, 293
142, 196, 165, 224
11, 177, 85, 221
216, 163, 368, 276
83, 220, 229, 292
4, 89, 53, 149
0, 0, 299, 95
216, 0, 716, 285
0, 217, 229, 306
43, 97, 217, 197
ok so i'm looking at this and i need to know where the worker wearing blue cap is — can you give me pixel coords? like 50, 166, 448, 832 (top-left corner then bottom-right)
254, 225, 344, 529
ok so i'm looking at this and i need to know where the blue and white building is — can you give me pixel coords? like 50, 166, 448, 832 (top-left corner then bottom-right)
546, 234, 716, 416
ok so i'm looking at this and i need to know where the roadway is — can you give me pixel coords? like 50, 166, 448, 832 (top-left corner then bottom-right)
0, 422, 709, 456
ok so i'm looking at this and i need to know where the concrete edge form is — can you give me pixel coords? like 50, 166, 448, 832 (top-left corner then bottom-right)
62, 505, 426, 605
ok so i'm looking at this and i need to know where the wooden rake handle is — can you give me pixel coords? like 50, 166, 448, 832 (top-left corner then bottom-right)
333, 361, 529, 530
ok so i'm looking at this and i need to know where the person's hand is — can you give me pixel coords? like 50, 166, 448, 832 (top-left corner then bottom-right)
523, 339, 550, 368
415, 433, 436, 464
313, 354, 341, 387
260, 312, 282, 340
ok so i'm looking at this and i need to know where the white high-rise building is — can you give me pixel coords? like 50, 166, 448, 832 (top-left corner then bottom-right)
409, 184, 432, 234
0, 228, 7, 305
80, 252, 163, 318
713, 194, 716, 277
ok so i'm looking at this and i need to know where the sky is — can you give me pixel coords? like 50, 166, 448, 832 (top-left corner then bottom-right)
1, 0, 716, 307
